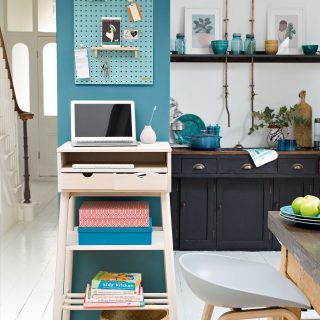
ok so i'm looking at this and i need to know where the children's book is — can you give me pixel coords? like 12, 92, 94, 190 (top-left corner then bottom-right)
91, 271, 142, 291
84, 285, 144, 308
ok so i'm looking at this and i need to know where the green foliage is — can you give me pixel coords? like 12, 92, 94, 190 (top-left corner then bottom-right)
248, 105, 304, 135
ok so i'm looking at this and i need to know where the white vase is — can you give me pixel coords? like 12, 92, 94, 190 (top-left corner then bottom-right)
140, 125, 157, 144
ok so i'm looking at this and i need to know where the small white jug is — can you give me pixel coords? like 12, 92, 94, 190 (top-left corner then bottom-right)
140, 125, 157, 144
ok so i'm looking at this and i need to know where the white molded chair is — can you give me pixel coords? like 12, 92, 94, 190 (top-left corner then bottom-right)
179, 253, 310, 320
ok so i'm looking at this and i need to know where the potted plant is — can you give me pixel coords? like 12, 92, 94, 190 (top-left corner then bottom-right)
248, 106, 298, 147
193, 17, 213, 46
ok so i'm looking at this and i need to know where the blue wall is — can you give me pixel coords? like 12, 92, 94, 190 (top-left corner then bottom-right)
56, 1, 170, 319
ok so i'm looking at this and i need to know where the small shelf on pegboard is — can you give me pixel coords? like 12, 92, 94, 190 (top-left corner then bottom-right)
92, 46, 140, 59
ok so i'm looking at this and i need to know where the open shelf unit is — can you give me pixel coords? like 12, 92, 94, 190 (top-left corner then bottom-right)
53, 142, 177, 319
63, 292, 169, 311
92, 46, 140, 59
171, 52, 320, 63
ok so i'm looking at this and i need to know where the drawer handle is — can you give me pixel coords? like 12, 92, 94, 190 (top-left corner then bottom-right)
292, 163, 304, 171
193, 163, 206, 171
241, 163, 253, 170
82, 173, 93, 178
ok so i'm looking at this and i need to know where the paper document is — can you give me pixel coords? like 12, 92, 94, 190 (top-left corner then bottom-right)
74, 48, 90, 79
245, 149, 278, 167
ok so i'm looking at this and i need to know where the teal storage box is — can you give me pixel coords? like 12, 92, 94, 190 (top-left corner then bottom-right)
78, 218, 152, 245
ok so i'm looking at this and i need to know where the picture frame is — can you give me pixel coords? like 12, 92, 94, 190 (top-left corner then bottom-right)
185, 8, 221, 54
101, 17, 121, 47
267, 8, 305, 54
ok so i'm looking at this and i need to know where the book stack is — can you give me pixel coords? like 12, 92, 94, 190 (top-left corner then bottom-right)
84, 271, 144, 308
79, 201, 150, 228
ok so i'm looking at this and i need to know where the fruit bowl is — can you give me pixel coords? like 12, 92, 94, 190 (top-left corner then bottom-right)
281, 206, 320, 220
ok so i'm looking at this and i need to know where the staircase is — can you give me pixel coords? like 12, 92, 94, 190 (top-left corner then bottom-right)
0, 28, 34, 235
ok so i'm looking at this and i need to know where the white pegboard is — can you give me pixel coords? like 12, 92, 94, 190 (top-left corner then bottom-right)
74, 0, 153, 85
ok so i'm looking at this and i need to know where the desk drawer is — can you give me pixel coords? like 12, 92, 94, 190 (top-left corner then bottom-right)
278, 159, 317, 175
218, 157, 277, 174
58, 173, 169, 191
182, 159, 217, 174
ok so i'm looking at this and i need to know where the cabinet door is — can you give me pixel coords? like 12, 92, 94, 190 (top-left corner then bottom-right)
170, 178, 180, 250
217, 178, 272, 250
180, 179, 216, 250
273, 178, 314, 250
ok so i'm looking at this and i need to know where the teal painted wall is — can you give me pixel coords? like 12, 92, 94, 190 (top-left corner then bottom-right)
56, 1, 170, 319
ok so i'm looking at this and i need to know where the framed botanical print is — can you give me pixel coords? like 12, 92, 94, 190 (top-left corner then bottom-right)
185, 8, 221, 54
268, 8, 304, 54
101, 17, 121, 47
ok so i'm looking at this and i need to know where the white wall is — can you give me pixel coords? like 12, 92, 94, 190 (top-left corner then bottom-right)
170, 0, 320, 148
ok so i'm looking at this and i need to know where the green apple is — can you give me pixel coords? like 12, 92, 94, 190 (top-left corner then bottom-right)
300, 200, 319, 217
292, 197, 305, 214
304, 195, 320, 207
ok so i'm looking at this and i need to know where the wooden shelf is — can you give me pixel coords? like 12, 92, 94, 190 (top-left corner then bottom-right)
171, 52, 320, 63
92, 46, 139, 59
63, 292, 169, 311
66, 228, 165, 251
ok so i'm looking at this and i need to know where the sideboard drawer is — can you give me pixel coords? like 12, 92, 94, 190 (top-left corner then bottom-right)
58, 173, 169, 191
182, 159, 217, 174
278, 159, 317, 175
218, 157, 277, 174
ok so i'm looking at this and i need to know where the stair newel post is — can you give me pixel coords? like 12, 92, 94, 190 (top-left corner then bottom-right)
20, 113, 34, 204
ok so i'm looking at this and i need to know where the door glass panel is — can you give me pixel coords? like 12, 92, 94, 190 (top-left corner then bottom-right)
7, 0, 33, 32
38, 0, 56, 32
12, 43, 30, 112
43, 43, 57, 116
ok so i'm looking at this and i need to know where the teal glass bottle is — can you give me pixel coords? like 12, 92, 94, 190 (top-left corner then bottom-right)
175, 33, 185, 55
231, 33, 243, 55
244, 34, 256, 55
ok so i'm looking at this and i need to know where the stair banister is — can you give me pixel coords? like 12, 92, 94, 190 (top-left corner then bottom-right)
0, 27, 34, 204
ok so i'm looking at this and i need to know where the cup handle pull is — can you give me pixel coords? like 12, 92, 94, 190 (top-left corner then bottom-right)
193, 163, 206, 171
292, 163, 304, 170
241, 163, 253, 170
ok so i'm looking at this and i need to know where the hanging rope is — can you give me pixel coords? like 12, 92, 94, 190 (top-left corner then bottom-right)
224, 0, 230, 127
249, 0, 256, 129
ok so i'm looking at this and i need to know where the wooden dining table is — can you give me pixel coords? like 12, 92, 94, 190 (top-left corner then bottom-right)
268, 211, 320, 318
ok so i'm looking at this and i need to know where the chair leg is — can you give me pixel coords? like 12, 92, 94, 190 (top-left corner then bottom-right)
218, 307, 299, 320
202, 304, 214, 320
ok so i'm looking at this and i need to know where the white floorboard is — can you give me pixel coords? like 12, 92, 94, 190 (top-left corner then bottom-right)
0, 180, 319, 320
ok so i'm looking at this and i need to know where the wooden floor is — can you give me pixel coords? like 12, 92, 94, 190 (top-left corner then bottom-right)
0, 181, 319, 320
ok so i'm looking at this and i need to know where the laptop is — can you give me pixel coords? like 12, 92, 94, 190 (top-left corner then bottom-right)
71, 100, 138, 147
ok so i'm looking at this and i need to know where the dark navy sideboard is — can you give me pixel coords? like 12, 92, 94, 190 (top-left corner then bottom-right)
170, 149, 320, 251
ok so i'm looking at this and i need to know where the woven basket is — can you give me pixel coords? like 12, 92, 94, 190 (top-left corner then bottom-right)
100, 310, 169, 320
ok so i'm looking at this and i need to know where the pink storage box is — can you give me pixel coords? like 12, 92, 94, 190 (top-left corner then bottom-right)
79, 201, 150, 227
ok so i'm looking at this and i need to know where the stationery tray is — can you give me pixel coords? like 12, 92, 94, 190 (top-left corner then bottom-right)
280, 206, 320, 227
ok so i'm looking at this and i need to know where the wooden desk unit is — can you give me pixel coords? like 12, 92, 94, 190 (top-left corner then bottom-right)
53, 142, 177, 320
268, 211, 320, 317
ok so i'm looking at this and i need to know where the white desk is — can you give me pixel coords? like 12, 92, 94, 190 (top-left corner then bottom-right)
53, 142, 177, 320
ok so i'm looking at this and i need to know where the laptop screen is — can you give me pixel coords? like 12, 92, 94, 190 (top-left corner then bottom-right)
74, 103, 133, 138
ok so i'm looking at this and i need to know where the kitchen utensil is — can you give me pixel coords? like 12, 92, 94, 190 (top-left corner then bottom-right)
302, 45, 318, 55
211, 40, 228, 55
190, 134, 221, 150
314, 118, 320, 150
265, 40, 278, 55
177, 114, 206, 144
294, 90, 312, 148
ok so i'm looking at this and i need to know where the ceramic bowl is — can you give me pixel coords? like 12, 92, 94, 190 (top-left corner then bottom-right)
302, 45, 319, 55
211, 40, 229, 55
265, 40, 279, 55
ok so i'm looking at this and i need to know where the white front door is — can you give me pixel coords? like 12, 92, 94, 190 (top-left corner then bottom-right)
37, 36, 57, 177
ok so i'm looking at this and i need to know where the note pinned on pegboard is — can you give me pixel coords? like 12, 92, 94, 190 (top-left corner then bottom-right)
74, 0, 153, 86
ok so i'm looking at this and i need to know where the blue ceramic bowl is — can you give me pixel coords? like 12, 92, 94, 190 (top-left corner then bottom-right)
211, 40, 229, 55
302, 45, 318, 55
